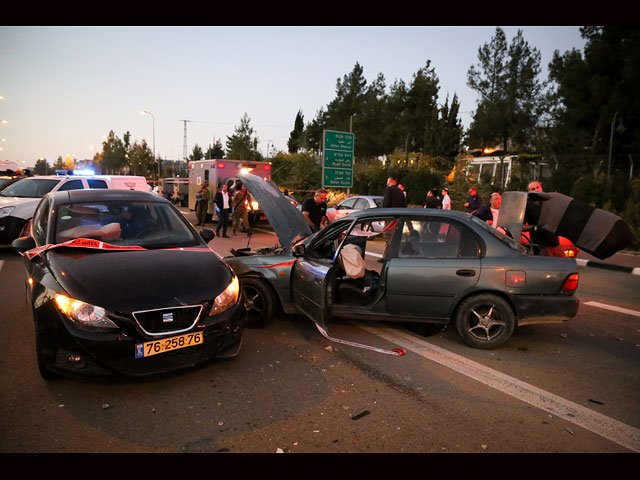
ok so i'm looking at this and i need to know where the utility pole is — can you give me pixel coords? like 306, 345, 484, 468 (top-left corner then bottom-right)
180, 120, 192, 162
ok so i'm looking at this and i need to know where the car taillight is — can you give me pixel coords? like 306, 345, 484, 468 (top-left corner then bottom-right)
562, 273, 579, 292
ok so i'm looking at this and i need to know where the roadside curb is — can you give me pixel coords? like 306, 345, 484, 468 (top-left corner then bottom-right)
576, 258, 640, 276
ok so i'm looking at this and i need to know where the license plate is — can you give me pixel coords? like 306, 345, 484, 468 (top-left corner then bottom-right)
135, 331, 203, 358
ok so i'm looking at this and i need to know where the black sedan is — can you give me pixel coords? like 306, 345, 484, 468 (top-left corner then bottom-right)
12, 189, 244, 379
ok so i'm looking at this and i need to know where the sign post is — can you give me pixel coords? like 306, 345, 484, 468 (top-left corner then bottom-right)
322, 130, 354, 189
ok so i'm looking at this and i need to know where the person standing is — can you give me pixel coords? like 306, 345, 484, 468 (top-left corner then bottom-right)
441, 188, 451, 210
464, 187, 483, 214
473, 192, 501, 226
381, 176, 406, 262
301, 189, 329, 232
524, 181, 562, 256
232, 185, 252, 236
382, 176, 406, 208
195, 182, 210, 226
424, 188, 442, 208
214, 183, 231, 238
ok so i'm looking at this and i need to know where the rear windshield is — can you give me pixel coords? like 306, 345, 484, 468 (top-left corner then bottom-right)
0, 178, 60, 198
53, 200, 200, 249
470, 215, 525, 253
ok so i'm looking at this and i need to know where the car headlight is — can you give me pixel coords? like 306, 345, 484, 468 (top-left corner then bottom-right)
54, 294, 119, 331
209, 276, 240, 316
0, 206, 15, 218
251, 200, 259, 210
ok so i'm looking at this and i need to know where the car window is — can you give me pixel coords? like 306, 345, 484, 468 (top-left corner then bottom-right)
57, 179, 84, 191
87, 179, 108, 189
0, 178, 60, 198
354, 198, 369, 210
373, 197, 383, 208
398, 218, 480, 258
339, 198, 357, 209
32, 198, 50, 245
53, 200, 199, 248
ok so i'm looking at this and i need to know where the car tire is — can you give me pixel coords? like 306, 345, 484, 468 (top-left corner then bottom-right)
241, 277, 276, 328
34, 319, 58, 380
455, 294, 515, 349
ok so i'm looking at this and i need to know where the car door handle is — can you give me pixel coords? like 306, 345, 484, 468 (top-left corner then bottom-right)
456, 269, 476, 277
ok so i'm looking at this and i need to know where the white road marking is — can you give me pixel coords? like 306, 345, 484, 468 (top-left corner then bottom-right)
365, 251, 382, 258
360, 325, 640, 452
584, 301, 640, 318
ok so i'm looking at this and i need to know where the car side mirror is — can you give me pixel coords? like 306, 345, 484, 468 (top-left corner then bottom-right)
292, 243, 306, 257
199, 228, 215, 243
12, 235, 36, 253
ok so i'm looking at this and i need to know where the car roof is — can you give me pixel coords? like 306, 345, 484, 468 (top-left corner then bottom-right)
47, 188, 164, 206
346, 207, 471, 221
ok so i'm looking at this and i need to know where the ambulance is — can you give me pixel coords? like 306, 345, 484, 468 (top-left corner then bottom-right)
187, 159, 272, 211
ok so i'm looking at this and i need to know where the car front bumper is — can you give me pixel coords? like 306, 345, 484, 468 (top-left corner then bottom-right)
33, 300, 245, 378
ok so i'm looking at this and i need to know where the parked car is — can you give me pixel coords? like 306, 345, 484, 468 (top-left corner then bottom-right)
225, 174, 580, 350
326, 195, 384, 232
1, 173, 149, 247
12, 189, 244, 379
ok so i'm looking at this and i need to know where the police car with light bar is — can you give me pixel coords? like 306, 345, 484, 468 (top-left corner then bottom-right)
0, 170, 149, 246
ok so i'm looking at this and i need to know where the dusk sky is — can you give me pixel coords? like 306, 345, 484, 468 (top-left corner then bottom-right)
1, 26, 587, 168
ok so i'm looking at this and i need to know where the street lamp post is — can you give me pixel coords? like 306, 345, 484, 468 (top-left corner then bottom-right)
140, 110, 157, 179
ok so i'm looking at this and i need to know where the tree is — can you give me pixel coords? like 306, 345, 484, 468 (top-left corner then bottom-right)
466, 27, 544, 153
34, 158, 53, 175
548, 26, 640, 177
406, 61, 440, 155
287, 110, 305, 153
189, 144, 205, 162
226, 113, 259, 160
128, 140, 155, 177
100, 130, 129, 174
206, 139, 225, 159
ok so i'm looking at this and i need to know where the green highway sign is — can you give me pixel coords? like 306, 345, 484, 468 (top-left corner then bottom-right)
323, 130, 354, 188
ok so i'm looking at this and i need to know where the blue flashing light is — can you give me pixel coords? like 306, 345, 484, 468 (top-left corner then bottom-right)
73, 169, 96, 176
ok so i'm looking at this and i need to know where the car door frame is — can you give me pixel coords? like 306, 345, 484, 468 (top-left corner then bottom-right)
290, 217, 360, 330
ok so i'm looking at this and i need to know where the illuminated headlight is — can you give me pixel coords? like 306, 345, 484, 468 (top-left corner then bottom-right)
209, 276, 240, 316
54, 294, 119, 331
0, 206, 15, 218
251, 200, 259, 210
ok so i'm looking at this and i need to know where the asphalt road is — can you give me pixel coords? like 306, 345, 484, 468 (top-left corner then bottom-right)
1, 212, 639, 454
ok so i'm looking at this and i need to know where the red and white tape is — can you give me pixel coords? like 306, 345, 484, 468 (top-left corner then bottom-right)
20, 237, 211, 260
314, 322, 406, 356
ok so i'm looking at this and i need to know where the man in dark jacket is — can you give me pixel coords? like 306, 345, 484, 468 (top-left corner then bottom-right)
381, 176, 405, 262
214, 183, 231, 238
382, 176, 406, 208
464, 187, 483, 214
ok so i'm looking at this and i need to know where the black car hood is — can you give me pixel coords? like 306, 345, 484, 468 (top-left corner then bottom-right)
47, 248, 234, 313
238, 173, 311, 248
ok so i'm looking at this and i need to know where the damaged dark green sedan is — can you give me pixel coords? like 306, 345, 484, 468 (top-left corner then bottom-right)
226, 175, 583, 350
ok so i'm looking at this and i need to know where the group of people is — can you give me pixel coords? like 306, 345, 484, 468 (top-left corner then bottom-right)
195, 182, 252, 238
423, 187, 451, 210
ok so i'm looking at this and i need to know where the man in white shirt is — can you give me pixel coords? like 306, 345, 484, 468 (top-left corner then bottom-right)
441, 188, 451, 210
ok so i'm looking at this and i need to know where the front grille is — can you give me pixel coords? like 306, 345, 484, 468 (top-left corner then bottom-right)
132, 305, 203, 336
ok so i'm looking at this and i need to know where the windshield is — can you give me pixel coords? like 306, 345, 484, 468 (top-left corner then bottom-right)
373, 197, 383, 207
0, 178, 60, 198
53, 200, 200, 249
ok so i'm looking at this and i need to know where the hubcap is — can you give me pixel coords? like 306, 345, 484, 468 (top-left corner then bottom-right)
467, 305, 506, 341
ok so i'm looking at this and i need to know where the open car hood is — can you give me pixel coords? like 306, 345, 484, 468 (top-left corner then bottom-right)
237, 173, 311, 248
499, 190, 634, 259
